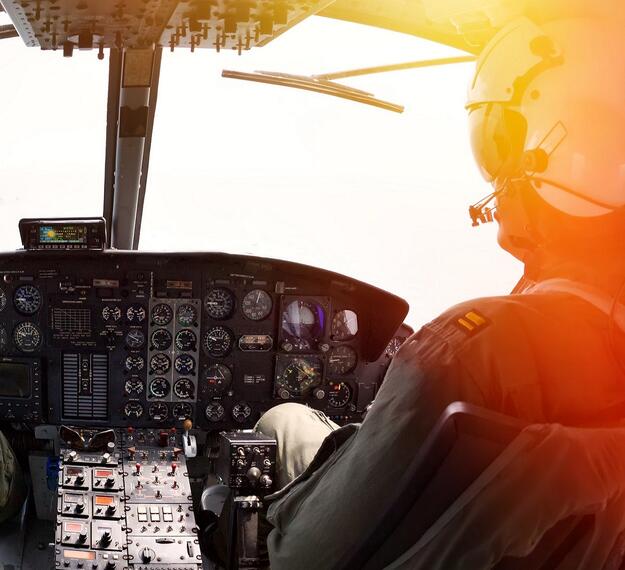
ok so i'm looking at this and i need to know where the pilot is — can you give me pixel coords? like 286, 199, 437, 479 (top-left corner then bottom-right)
256, 14, 625, 569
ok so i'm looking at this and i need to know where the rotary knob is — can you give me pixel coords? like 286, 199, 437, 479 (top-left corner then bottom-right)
260, 474, 273, 488
140, 547, 155, 563
247, 467, 261, 482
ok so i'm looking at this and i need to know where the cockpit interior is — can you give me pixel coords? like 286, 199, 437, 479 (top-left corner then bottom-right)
0, 0, 608, 569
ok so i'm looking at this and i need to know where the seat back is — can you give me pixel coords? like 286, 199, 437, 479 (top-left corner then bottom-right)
339, 403, 595, 570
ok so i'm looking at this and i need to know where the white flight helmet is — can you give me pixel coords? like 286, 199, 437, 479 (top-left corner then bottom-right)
466, 16, 625, 219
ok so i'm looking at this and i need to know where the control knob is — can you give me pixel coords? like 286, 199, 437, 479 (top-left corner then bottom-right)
140, 547, 155, 563
247, 467, 261, 482
260, 474, 273, 488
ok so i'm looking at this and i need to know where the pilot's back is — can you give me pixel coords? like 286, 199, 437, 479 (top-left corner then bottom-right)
266, 285, 625, 569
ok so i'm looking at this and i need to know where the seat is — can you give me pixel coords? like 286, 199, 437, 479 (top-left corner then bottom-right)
337, 402, 625, 570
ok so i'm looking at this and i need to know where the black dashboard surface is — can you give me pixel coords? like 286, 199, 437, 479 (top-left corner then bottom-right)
0, 251, 409, 431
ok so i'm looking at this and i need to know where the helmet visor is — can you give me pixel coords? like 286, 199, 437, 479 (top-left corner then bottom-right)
468, 103, 528, 183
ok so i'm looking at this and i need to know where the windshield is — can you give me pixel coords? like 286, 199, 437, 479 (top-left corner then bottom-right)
0, 14, 521, 327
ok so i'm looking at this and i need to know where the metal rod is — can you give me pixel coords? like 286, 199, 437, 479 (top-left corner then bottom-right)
314, 55, 477, 81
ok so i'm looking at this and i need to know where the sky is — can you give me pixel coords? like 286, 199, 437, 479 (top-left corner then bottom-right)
0, 14, 522, 328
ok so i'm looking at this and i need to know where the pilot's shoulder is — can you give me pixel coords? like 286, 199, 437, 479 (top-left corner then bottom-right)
423, 294, 540, 345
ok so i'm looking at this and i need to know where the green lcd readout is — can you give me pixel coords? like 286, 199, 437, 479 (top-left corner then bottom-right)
39, 225, 87, 245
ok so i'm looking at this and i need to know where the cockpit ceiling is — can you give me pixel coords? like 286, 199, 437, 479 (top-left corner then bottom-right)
0, 0, 338, 53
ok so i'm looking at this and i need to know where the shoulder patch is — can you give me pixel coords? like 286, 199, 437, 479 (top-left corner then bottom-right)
454, 309, 491, 336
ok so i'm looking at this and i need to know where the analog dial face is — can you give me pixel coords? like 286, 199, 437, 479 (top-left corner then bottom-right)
203, 326, 234, 358
281, 300, 324, 351
0, 288, 6, 312
205, 402, 225, 422
385, 336, 405, 358
275, 356, 323, 399
204, 288, 235, 320
0, 326, 8, 353
327, 346, 358, 376
125, 355, 145, 372
175, 329, 197, 352
242, 290, 273, 321
150, 353, 171, 375
173, 402, 193, 420
232, 402, 252, 423
174, 378, 194, 399
151, 303, 173, 326
102, 305, 122, 323
174, 354, 195, 375
204, 364, 232, 396
124, 402, 144, 419
14, 285, 42, 315
151, 329, 172, 351
125, 329, 146, 349
126, 304, 146, 323
148, 402, 169, 421
149, 377, 170, 399
331, 310, 359, 341
328, 382, 353, 408
177, 304, 198, 327
124, 377, 144, 396
13, 322, 42, 352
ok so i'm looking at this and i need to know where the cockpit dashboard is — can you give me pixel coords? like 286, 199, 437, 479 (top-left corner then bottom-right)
0, 250, 409, 432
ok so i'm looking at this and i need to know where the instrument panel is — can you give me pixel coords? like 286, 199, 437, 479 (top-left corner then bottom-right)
0, 251, 409, 430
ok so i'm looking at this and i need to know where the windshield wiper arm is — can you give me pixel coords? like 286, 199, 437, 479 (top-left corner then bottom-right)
222, 69, 404, 114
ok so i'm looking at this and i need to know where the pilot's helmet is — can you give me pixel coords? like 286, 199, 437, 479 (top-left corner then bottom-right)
466, 16, 625, 219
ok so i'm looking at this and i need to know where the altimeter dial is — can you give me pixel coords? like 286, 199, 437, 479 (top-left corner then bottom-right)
13, 322, 42, 353
203, 326, 234, 358
205, 288, 235, 320
14, 285, 42, 315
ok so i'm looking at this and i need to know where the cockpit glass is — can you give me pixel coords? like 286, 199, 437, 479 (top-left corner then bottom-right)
0, 15, 522, 327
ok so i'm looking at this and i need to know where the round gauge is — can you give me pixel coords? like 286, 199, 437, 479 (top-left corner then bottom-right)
151, 303, 173, 326
125, 329, 146, 349
242, 290, 273, 321
174, 378, 194, 399
13, 285, 42, 315
204, 364, 232, 396
177, 304, 198, 327
232, 402, 252, 423
124, 377, 144, 396
148, 402, 169, 421
126, 304, 146, 323
175, 329, 197, 352
151, 329, 172, 351
385, 336, 406, 358
275, 356, 323, 399
173, 402, 193, 420
331, 310, 359, 341
0, 326, 8, 353
281, 300, 325, 351
174, 354, 195, 375
102, 305, 122, 323
124, 401, 144, 419
205, 402, 225, 422
0, 288, 6, 312
13, 322, 42, 353
328, 382, 353, 408
149, 377, 170, 399
327, 346, 358, 376
204, 288, 235, 320
203, 326, 234, 358
150, 353, 171, 375
124, 355, 145, 372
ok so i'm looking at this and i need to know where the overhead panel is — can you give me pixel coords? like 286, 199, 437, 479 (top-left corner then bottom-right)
0, 0, 338, 55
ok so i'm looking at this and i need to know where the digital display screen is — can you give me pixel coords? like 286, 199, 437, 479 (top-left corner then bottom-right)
0, 363, 31, 398
64, 522, 84, 532
95, 470, 112, 478
64, 550, 95, 560
95, 495, 114, 506
39, 224, 87, 245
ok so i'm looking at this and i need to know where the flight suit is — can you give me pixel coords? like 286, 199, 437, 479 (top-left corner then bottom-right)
261, 281, 625, 569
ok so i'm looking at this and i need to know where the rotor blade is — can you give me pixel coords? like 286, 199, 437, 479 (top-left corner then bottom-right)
254, 70, 374, 97
222, 70, 404, 114
314, 55, 477, 81
0, 24, 18, 40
